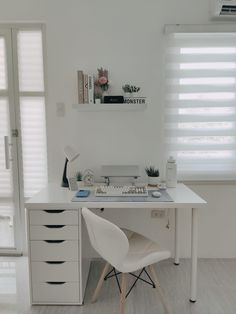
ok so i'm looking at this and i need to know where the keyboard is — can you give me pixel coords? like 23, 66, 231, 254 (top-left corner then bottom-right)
95, 185, 148, 197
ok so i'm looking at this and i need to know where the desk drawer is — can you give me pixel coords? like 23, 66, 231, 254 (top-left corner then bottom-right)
31, 261, 79, 282
32, 282, 79, 304
29, 210, 78, 225
30, 240, 78, 261
29, 225, 79, 240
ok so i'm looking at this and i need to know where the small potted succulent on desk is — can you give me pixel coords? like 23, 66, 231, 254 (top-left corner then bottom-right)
76, 171, 83, 182
145, 166, 160, 186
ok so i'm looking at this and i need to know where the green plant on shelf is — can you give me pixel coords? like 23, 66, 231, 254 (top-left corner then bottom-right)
94, 92, 102, 100
122, 84, 140, 93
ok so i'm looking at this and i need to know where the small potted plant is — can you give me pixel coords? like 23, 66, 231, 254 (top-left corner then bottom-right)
94, 67, 109, 102
145, 166, 160, 186
122, 84, 132, 98
94, 92, 102, 104
76, 171, 83, 182
122, 84, 140, 98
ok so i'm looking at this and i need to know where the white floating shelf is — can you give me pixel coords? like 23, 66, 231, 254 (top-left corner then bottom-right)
72, 103, 147, 112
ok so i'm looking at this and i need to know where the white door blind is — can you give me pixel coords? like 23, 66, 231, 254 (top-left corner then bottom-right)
18, 31, 44, 92
165, 30, 236, 180
0, 37, 11, 197
17, 30, 48, 197
0, 38, 7, 90
0, 98, 12, 197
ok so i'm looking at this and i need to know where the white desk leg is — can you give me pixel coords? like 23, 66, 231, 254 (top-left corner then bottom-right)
190, 207, 198, 303
174, 208, 180, 265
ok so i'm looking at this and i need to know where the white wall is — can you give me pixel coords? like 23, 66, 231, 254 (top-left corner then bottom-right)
0, 0, 236, 257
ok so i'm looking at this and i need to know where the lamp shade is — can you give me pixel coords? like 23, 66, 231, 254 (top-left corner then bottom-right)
64, 145, 80, 162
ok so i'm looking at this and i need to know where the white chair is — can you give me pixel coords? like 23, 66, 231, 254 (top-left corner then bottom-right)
82, 207, 171, 314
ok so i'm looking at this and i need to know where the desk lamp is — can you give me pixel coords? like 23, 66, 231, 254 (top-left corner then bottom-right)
61, 145, 80, 187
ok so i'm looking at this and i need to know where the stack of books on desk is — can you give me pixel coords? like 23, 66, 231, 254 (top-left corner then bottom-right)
77, 70, 94, 104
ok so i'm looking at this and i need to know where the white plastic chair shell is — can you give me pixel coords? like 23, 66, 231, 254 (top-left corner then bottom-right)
82, 207, 171, 272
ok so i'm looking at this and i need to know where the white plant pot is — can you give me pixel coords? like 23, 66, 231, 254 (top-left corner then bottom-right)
124, 92, 133, 98
95, 98, 101, 104
102, 90, 108, 103
148, 176, 160, 186
133, 91, 140, 97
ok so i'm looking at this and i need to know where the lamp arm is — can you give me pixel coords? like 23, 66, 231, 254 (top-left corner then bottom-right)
61, 158, 69, 187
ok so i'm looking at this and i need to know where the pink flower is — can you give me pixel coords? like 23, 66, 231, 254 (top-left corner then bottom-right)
98, 76, 108, 85
94, 79, 100, 86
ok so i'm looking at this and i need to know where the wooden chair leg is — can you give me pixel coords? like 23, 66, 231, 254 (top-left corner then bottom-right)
120, 273, 127, 314
149, 265, 171, 314
92, 262, 110, 303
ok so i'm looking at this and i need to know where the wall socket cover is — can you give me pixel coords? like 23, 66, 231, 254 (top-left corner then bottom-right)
151, 209, 166, 218
56, 102, 65, 117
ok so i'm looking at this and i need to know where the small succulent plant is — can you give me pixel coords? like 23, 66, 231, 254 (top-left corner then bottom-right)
122, 84, 140, 93
94, 92, 102, 100
145, 166, 159, 177
76, 171, 83, 181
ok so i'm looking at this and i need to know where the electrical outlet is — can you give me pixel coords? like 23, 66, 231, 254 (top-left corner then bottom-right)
151, 209, 166, 218
56, 102, 65, 117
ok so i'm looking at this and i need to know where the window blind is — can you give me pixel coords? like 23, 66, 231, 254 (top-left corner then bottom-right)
0, 38, 7, 90
17, 30, 44, 92
17, 30, 48, 197
165, 29, 236, 180
20, 97, 47, 197
0, 98, 12, 197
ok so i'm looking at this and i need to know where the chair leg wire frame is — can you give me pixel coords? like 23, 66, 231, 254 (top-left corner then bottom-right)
92, 263, 171, 314
104, 267, 156, 298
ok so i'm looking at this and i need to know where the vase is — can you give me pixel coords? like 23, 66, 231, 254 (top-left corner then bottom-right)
102, 90, 108, 103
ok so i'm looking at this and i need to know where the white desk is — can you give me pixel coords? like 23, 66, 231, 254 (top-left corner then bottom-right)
25, 183, 206, 304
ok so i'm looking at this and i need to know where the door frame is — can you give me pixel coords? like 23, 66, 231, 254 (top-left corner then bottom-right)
12, 24, 48, 256
0, 28, 22, 255
0, 23, 48, 255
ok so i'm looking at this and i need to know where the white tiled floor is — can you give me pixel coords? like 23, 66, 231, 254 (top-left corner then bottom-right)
1, 257, 236, 314
0, 258, 29, 314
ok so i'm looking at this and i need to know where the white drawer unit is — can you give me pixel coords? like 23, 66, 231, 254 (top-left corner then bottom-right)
32, 282, 80, 304
29, 209, 78, 225
29, 225, 79, 240
26, 208, 88, 305
31, 261, 79, 282
30, 240, 79, 261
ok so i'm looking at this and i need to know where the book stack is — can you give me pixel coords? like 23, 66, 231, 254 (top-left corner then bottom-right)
77, 70, 94, 104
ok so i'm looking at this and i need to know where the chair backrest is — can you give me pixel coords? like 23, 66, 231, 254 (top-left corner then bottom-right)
82, 207, 129, 268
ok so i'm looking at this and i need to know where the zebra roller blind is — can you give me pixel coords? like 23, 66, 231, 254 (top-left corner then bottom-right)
165, 26, 236, 180
17, 30, 48, 197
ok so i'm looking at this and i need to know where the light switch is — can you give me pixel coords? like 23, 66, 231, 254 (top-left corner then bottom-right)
56, 102, 65, 117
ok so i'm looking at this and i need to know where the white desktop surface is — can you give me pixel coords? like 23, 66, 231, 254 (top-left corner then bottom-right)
25, 182, 206, 303
25, 183, 206, 210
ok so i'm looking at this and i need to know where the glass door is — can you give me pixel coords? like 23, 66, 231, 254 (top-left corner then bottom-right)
0, 29, 21, 253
